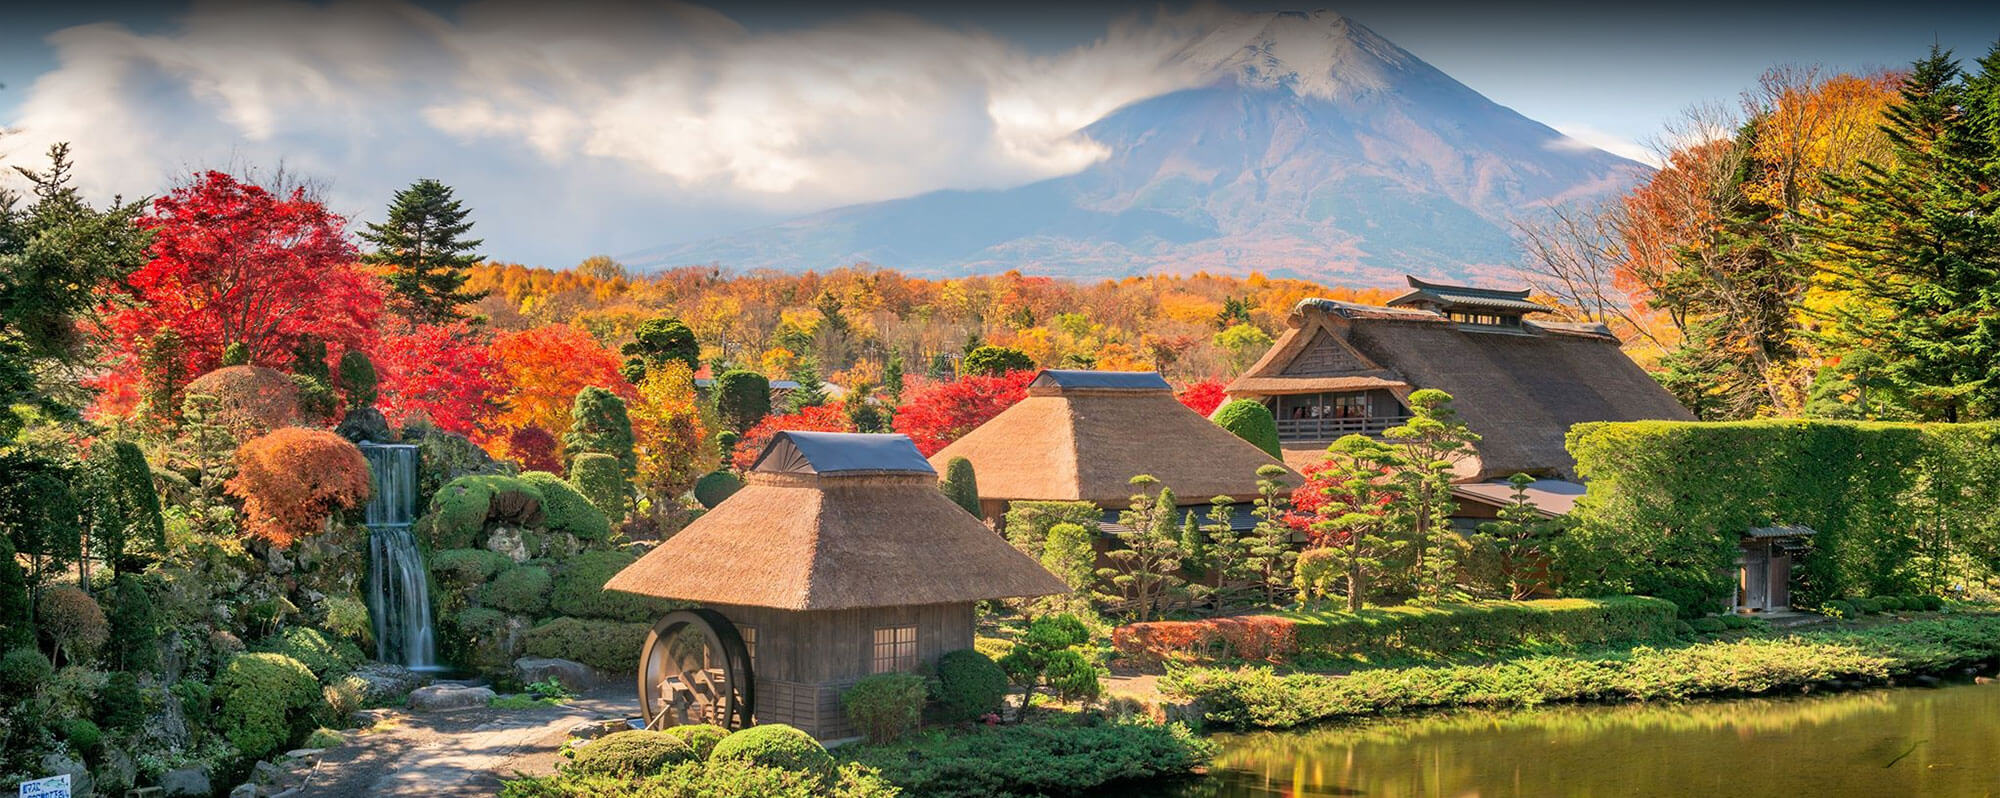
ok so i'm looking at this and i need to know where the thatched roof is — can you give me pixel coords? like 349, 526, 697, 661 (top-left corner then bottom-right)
928, 370, 1293, 506
1388, 276, 1550, 315
1228, 293, 1692, 479
606, 432, 1066, 611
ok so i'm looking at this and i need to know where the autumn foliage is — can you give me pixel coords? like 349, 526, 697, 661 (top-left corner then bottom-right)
891, 370, 1035, 456
731, 403, 852, 470
1111, 615, 1299, 666
182, 365, 300, 437
484, 324, 629, 453
1176, 379, 1228, 416
374, 321, 500, 436
225, 427, 372, 546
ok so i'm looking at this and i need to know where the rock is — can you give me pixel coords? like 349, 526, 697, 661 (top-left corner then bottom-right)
39, 753, 91, 797
514, 656, 606, 692
99, 745, 138, 794
263, 544, 293, 576
486, 526, 533, 564
282, 748, 325, 761
1913, 674, 1943, 688
161, 767, 212, 797
352, 662, 426, 704
251, 760, 288, 786
350, 707, 397, 728
566, 718, 635, 741
228, 784, 257, 798
408, 684, 495, 711
337, 407, 397, 444
1977, 676, 1994, 685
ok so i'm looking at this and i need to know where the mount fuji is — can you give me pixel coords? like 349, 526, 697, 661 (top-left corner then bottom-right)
625, 10, 1648, 285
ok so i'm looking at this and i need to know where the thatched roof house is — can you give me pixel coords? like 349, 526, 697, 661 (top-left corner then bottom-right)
927, 370, 1293, 518
1227, 277, 1692, 479
607, 431, 1064, 740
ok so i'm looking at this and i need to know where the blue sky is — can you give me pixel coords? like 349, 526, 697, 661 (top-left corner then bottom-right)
3, 1, 1997, 267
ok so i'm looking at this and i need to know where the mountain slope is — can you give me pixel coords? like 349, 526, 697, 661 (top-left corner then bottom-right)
627, 10, 1647, 285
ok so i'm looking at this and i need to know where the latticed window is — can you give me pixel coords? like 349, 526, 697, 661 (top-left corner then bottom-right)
871, 625, 917, 673
739, 625, 757, 665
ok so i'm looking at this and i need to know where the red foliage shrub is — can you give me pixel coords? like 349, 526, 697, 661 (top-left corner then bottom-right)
730, 404, 852, 471
891, 370, 1034, 456
226, 427, 372, 546
1283, 457, 1395, 543
183, 365, 300, 436
508, 426, 562, 474
1176, 379, 1228, 416
1112, 616, 1299, 666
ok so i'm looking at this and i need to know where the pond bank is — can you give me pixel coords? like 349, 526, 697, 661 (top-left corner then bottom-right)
1160, 613, 2000, 730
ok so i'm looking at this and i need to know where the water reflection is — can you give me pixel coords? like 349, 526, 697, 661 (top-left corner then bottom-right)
1164, 682, 2000, 797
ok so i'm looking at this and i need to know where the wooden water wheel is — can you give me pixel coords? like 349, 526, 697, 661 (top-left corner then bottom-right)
637, 609, 754, 730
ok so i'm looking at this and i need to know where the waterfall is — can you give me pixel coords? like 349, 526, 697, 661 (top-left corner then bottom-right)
358, 442, 437, 669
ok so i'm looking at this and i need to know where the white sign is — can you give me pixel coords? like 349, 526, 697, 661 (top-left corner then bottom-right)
18, 774, 69, 798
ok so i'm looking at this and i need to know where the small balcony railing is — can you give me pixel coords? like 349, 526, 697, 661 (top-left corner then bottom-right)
1274, 415, 1411, 442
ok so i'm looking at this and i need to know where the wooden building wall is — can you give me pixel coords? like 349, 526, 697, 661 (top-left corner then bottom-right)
703, 601, 974, 740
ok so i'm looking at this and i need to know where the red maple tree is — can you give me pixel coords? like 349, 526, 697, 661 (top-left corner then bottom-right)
891, 370, 1034, 455
226, 427, 372, 546
375, 321, 499, 437
96, 171, 383, 416
482, 324, 630, 455
731, 403, 852, 470
1176, 379, 1228, 416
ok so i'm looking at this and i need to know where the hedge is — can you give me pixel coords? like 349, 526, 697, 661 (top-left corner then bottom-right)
1212, 399, 1281, 458
709, 724, 834, 776
1563, 420, 2000, 614
1113, 597, 1678, 666
521, 471, 611, 542
521, 617, 651, 671
552, 550, 681, 622
568, 730, 696, 776
482, 565, 554, 616
215, 652, 323, 759
501, 760, 896, 798
842, 720, 1215, 798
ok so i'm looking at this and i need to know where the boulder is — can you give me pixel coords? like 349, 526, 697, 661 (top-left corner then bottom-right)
514, 657, 606, 692
565, 718, 635, 741
39, 753, 91, 798
228, 784, 257, 798
408, 684, 495, 712
486, 526, 534, 564
336, 407, 397, 444
161, 767, 212, 797
351, 663, 427, 704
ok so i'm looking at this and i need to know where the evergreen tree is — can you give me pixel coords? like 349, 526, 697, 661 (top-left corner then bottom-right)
1202, 495, 1254, 610
1381, 389, 1480, 605
1304, 435, 1404, 611
1473, 473, 1560, 600
783, 354, 828, 413
620, 317, 699, 384
563, 386, 636, 481
290, 334, 336, 420
713, 370, 771, 433
844, 381, 889, 432
882, 352, 906, 404
940, 457, 981, 517
137, 329, 188, 431
338, 349, 379, 408
1098, 476, 1187, 621
104, 573, 159, 672
220, 342, 250, 367
0, 535, 32, 648
962, 345, 1033, 377
1244, 464, 1297, 607
1804, 47, 2000, 421
1039, 522, 1096, 594
360, 179, 488, 324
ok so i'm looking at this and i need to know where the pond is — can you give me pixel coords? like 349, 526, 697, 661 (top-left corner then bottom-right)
1157, 681, 2000, 797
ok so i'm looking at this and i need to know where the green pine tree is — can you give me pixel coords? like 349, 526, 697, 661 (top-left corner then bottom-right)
940, 457, 981, 517
1381, 389, 1480, 605
563, 387, 636, 480
360, 179, 489, 324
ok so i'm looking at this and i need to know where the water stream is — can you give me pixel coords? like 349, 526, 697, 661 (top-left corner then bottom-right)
358, 442, 436, 669
1151, 680, 2000, 797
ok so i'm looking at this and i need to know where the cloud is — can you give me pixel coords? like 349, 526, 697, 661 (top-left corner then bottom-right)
0, 0, 1239, 264
1546, 123, 1660, 167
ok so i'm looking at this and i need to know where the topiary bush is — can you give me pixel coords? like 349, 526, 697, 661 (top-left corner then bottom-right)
939, 457, 980, 517
552, 550, 678, 622
226, 427, 372, 546
409, 426, 514, 511
961, 345, 1033, 377
483, 565, 554, 616
184, 365, 300, 436
934, 649, 1008, 722
431, 548, 513, 590
1212, 399, 1281, 458
38, 585, 108, 666
569, 453, 628, 524
0, 647, 52, 697
843, 673, 926, 744
708, 723, 834, 776
663, 723, 730, 759
521, 617, 651, 671
1688, 617, 1727, 634
568, 730, 696, 777
421, 474, 546, 550
104, 572, 161, 672
215, 652, 323, 760
714, 370, 771, 433
257, 626, 364, 679
521, 471, 611, 542
1920, 595, 1945, 611
692, 470, 744, 510
338, 349, 379, 408
62, 717, 102, 754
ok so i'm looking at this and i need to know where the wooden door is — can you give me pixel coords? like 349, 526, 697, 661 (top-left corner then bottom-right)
1740, 542, 1770, 611
1768, 550, 1791, 610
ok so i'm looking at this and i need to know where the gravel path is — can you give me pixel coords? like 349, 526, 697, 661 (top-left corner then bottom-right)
304, 687, 634, 797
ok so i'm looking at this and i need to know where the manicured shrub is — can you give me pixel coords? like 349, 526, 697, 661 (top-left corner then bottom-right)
483, 565, 554, 616
0, 647, 52, 696
933, 649, 1008, 722
322, 595, 373, 648
521, 617, 651, 671
552, 550, 678, 622
502, 760, 896, 798
571, 453, 629, 523
226, 427, 372, 546
1718, 614, 1755, 630
663, 723, 729, 758
104, 572, 161, 672
1920, 595, 1945, 611
568, 729, 696, 777
184, 365, 300, 435
939, 457, 980, 517
1688, 617, 1727, 633
714, 370, 772, 433
843, 673, 926, 744
410, 426, 514, 510
564, 386, 637, 480
421, 474, 546, 550
1001, 501, 1101, 558
692, 470, 744, 510
431, 548, 513, 589
258, 626, 364, 679
521, 471, 611, 542
844, 720, 1215, 798
96, 671, 145, 730
63, 717, 102, 753
215, 652, 323, 760
1212, 399, 1281, 458
38, 585, 108, 666
1855, 598, 1884, 614
960, 345, 1033, 377
709, 723, 834, 776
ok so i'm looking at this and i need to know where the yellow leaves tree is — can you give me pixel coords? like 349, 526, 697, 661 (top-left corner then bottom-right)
629, 361, 709, 504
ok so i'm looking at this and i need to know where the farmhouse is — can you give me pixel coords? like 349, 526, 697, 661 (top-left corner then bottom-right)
1226, 276, 1692, 515
605, 431, 1066, 740
927, 369, 1294, 528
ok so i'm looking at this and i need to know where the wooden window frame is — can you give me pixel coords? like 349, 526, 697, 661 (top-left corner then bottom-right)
871, 625, 917, 674
738, 624, 757, 665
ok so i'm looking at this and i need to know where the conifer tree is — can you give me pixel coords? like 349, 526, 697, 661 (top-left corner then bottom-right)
940, 456, 981, 517
619, 316, 699, 384
1245, 464, 1296, 607
563, 386, 636, 480
360, 179, 488, 324
1098, 476, 1187, 621
1474, 473, 1559, 600
1382, 389, 1479, 605
1304, 435, 1404, 611
882, 352, 906, 404
1805, 46, 2000, 421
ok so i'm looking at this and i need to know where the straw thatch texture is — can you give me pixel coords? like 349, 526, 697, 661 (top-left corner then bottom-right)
605, 472, 1067, 610
928, 378, 1294, 506
1229, 297, 1691, 479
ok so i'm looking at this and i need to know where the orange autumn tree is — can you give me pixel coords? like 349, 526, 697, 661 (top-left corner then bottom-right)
484, 324, 629, 458
226, 428, 371, 546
